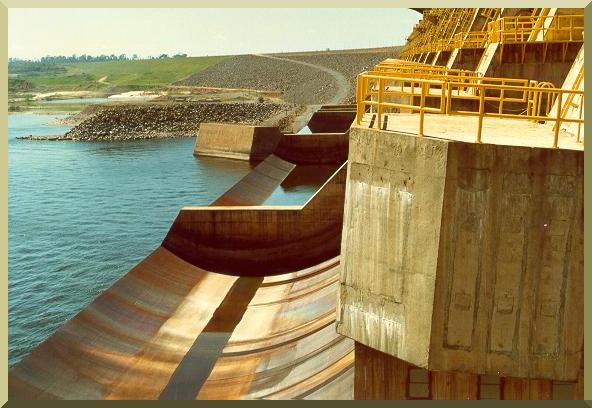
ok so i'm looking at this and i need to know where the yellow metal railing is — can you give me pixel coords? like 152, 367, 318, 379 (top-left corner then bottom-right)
553, 65, 585, 142
453, 31, 488, 49
375, 61, 476, 75
355, 72, 583, 149
401, 10, 583, 59
488, 14, 584, 44
480, 8, 500, 21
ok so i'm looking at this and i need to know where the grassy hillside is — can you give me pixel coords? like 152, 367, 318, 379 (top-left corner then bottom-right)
9, 56, 227, 94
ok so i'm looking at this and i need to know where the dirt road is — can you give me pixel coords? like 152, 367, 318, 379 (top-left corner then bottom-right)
253, 54, 350, 131
253, 53, 349, 105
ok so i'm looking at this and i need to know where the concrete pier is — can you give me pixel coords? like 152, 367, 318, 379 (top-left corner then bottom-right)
194, 123, 283, 161
337, 125, 583, 392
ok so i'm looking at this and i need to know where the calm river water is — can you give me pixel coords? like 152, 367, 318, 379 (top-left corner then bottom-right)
8, 113, 319, 367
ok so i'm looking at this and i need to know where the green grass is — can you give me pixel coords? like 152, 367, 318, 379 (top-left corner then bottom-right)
11, 56, 227, 93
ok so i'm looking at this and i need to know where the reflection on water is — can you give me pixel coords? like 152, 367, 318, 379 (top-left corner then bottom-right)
39, 97, 114, 105
264, 164, 338, 205
296, 126, 313, 135
8, 112, 329, 368
39, 96, 155, 105
281, 164, 339, 188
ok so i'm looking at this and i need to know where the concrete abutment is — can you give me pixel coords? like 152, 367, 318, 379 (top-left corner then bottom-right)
337, 125, 584, 399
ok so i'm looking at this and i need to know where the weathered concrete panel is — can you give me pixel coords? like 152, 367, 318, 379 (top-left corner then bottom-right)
338, 127, 583, 381
337, 128, 449, 366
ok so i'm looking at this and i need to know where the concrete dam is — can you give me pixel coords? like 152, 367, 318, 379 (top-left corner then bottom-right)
9, 107, 357, 400
9, 8, 585, 400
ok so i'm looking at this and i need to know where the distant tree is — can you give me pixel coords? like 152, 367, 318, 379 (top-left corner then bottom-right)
8, 52, 182, 65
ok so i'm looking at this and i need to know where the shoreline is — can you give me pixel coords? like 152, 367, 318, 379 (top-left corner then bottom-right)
16, 132, 196, 141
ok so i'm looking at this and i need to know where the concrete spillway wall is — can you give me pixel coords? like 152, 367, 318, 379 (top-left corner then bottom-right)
337, 126, 583, 382
307, 111, 357, 133
194, 111, 354, 163
274, 132, 349, 165
163, 162, 347, 276
9, 130, 353, 399
194, 123, 283, 161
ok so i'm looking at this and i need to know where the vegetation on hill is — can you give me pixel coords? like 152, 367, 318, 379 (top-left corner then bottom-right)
8, 56, 228, 94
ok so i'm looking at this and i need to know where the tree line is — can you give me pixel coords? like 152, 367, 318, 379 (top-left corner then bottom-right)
8, 53, 189, 64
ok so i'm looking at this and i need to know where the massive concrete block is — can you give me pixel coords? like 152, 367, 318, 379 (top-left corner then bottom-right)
337, 127, 583, 381
194, 123, 282, 161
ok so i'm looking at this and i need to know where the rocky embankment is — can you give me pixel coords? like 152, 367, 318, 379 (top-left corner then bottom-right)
176, 55, 338, 105
176, 48, 401, 104
20, 102, 286, 141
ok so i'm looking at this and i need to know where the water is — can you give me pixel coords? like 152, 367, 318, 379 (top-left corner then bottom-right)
296, 126, 313, 134
8, 113, 325, 368
8, 113, 324, 368
39, 96, 157, 105
263, 164, 337, 205
39, 97, 114, 105
8, 113, 258, 367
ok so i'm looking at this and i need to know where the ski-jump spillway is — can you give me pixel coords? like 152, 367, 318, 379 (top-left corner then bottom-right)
9, 106, 356, 400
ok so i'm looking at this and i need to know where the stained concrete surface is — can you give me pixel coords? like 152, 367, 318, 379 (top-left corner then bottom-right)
338, 126, 583, 381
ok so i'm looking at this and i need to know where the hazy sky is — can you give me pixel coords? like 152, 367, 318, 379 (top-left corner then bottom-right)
9, 8, 420, 59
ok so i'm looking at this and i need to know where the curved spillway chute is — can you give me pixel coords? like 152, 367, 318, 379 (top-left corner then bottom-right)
162, 162, 347, 276
8, 247, 353, 399
9, 160, 352, 400
9, 115, 355, 400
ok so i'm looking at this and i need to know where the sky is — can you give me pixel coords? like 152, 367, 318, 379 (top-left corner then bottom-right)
8, 8, 421, 59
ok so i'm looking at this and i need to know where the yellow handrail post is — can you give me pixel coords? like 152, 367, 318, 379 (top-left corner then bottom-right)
356, 75, 361, 125
440, 81, 446, 113
447, 80, 452, 114
377, 77, 383, 130
477, 86, 484, 143
553, 91, 562, 148
577, 93, 583, 143
419, 82, 426, 136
